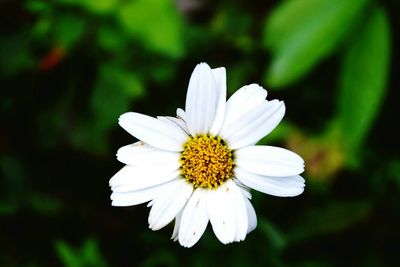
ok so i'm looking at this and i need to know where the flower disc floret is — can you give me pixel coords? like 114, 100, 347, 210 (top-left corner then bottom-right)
180, 135, 234, 189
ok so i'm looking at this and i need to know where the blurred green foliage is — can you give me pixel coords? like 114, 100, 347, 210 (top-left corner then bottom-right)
263, 0, 370, 87
55, 239, 108, 267
0, 0, 399, 266
336, 7, 390, 165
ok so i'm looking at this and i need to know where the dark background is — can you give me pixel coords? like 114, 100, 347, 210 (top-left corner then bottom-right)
1, 0, 399, 266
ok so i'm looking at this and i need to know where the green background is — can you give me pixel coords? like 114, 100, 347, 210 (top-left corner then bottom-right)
1, 0, 399, 266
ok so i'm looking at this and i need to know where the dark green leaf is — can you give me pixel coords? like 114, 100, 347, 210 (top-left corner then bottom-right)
97, 25, 127, 52
25, 0, 51, 13
57, 0, 118, 14
263, 0, 369, 88
258, 218, 287, 251
139, 250, 178, 267
0, 32, 34, 75
55, 239, 107, 267
55, 241, 80, 267
0, 202, 17, 216
91, 64, 144, 131
287, 201, 371, 242
53, 15, 86, 49
30, 193, 62, 216
118, 0, 185, 58
70, 64, 145, 153
336, 7, 391, 162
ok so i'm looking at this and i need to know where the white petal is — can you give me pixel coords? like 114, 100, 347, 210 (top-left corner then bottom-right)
109, 163, 180, 189
207, 183, 236, 244
235, 167, 305, 197
147, 200, 154, 207
221, 84, 268, 129
185, 63, 218, 135
157, 116, 190, 135
225, 180, 248, 242
119, 112, 188, 152
116, 142, 180, 166
171, 210, 183, 241
148, 179, 193, 231
209, 67, 227, 136
221, 100, 285, 149
233, 178, 252, 199
243, 197, 257, 234
235, 145, 304, 177
176, 108, 186, 121
178, 188, 209, 248
111, 180, 175, 206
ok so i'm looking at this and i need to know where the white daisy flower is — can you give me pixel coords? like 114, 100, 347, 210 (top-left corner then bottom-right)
110, 62, 305, 248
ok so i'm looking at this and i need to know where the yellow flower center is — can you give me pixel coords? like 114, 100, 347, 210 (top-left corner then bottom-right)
180, 135, 234, 189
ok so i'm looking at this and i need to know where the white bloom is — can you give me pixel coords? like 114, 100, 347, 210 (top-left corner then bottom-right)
110, 62, 305, 247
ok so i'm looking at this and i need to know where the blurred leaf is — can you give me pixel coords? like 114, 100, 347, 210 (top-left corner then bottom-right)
31, 17, 52, 38
0, 32, 34, 76
55, 239, 107, 267
30, 193, 62, 216
57, 0, 118, 14
53, 15, 86, 49
258, 218, 287, 251
55, 241, 78, 267
296, 261, 330, 267
25, 0, 51, 13
71, 64, 144, 153
388, 160, 400, 188
336, 7, 390, 165
118, 0, 184, 58
0, 155, 28, 197
0, 155, 63, 215
91, 64, 144, 131
0, 202, 17, 215
82, 239, 107, 267
263, 0, 369, 88
212, 8, 253, 52
149, 62, 177, 83
288, 201, 371, 242
139, 250, 178, 267
286, 130, 345, 180
97, 25, 126, 52
226, 61, 256, 95
257, 121, 294, 145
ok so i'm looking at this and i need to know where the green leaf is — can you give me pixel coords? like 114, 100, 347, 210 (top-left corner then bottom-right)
287, 201, 371, 242
225, 61, 256, 95
336, 7, 390, 162
91, 64, 144, 131
53, 15, 86, 49
139, 250, 178, 267
57, 0, 118, 14
97, 25, 127, 52
82, 239, 107, 267
70, 65, 144, 153
211, 8, 253, 52
118, 0, 185, 58
263, 0, 369, 88
0, 32, 34, 76
258, 218, 287, 251
0, 155, 28, 196
25, 0, 51, 13
0, 202, 17, 215
29, 193, 62, 216
70, 65, 144, 154
55, 241, 80, 267
256, 121, 294, 145
55, 239, 107, 267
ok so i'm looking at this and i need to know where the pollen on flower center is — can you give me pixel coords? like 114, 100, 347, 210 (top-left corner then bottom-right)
180, 135, 234, 189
